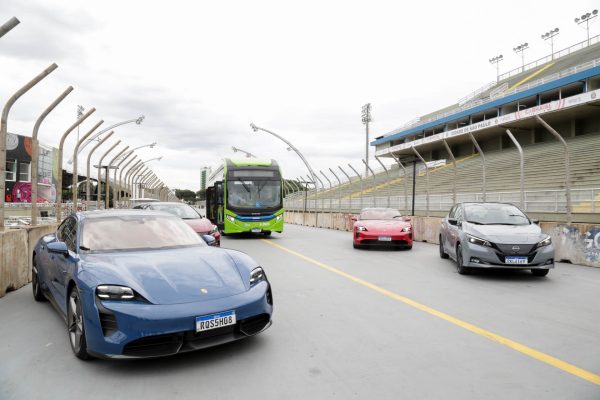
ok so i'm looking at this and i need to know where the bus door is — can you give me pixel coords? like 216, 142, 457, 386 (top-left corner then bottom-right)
206, 186, 215, 223
215, 181, 224, 229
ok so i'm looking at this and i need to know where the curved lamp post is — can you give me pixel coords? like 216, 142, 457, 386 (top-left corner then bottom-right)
30, 86, 73, 225
67, 116, 145, 164
72, 120, 104, 212
250, 123, 318, 188
86, 131, 114, 204
106, 146, 130, 208
96, 140, 121, 209
1, 63, 59, 229
123, 160, 143, 206
113, 152, 135, 208
55, 108, 96, 222
117, 156, 138, 207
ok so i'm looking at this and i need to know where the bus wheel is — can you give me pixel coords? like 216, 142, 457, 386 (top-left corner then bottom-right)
263, 231, 272, 236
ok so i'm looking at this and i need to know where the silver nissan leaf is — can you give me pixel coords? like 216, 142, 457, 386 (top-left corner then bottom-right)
439, 202, 554, 276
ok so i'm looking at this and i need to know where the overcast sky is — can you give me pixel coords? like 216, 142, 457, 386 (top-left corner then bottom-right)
1, 0, 598, 190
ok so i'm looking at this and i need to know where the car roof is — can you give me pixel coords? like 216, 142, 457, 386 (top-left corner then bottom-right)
77, 209, 175, 220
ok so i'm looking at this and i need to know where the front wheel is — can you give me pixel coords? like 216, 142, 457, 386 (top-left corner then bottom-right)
439, 236, 449, 259
456, 244, 471, 275
531, 269, 549, 277
67, 288, 91, 360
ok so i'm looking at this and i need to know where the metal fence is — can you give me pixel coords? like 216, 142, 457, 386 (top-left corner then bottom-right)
284, 188, 600, 215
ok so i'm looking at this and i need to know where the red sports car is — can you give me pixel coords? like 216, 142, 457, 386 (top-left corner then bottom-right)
133, 202, 221, 247
352, 208, 413, 250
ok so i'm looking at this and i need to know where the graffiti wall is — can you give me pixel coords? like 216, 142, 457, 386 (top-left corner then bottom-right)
543, 223, 600, 268
5, 132, 58, 203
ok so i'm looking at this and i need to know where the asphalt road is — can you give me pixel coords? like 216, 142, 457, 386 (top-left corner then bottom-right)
1, 224, 599, 399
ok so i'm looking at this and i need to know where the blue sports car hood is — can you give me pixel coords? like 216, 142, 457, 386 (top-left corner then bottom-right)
81, 246, 251, 305
464, 222, 545, 244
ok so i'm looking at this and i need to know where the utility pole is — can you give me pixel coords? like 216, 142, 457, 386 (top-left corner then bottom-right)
361, 103, 372, 176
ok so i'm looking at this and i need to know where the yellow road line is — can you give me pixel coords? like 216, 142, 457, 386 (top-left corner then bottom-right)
261, 239, 600, 386
508, 62, 555, 90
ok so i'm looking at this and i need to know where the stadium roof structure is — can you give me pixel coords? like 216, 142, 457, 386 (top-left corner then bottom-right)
373, 35, 600, 160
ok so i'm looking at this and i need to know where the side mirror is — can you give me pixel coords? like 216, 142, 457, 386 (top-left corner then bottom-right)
532, 219, 540, 225
403, 216, 412, 222
201, 234, 217, 246
351, 216, 358, 222
47, 241, 69, 255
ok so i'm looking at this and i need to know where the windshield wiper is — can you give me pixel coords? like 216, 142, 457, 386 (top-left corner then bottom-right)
239, 181, 250, 193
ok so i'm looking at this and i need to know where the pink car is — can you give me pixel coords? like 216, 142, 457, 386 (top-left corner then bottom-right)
133, 202, 221, 247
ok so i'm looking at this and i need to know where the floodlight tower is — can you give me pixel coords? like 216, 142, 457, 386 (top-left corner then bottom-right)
361, 103, 372, 176
541, 28, 560, 60
231, 146, 256, 158
513, 43, 529, 72
575, 9, 598, 46
489, 55, 503, 82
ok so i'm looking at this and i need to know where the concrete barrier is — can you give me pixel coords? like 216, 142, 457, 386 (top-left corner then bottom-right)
284, 211, 600, 268
0, 224, 57, 298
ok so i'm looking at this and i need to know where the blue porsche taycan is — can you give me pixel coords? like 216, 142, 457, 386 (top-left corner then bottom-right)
32, 210, 273, 359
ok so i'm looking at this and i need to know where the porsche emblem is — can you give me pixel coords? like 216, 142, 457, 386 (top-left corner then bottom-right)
200, 288, 208, 294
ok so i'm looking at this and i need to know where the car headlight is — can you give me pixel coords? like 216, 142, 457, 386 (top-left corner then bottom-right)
226, 215, 235, 223
276, 214, 282, 221
211, 225, 219, 233
536, 236, 552, 248
466, 234, 492, 247
401, 226, 411, 232
356, 226, 368, 232
250, 267, 265, 285
96, 285, 135, 300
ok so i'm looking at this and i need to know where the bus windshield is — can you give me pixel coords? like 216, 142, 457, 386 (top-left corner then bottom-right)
227, 180, 281, 209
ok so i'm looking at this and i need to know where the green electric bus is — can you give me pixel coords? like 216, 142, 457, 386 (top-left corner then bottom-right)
205, 158, 284, 235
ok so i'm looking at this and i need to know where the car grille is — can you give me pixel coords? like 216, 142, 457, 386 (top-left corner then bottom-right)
123, 333, 184, 357
493, 243, 537, 255
121, 314, 271, 357
490, 243, 538, 264
360, 239, 409, 246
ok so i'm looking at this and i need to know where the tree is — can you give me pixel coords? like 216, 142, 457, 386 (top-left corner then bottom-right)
175, 189, 197, 203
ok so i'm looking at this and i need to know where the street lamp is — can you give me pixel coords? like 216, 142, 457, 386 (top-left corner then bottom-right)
513, 43, 529, 72
232, 146, 256, 158
114, 142, 157, 162
67, 115, 145, 164
361, 103, 372, 176
250, 123, 319, 188
575, 9, 598, 46
541, 28, 560, 60
489, 54, 504, 82
143, 156, 162, 164
0, 17, 19, 39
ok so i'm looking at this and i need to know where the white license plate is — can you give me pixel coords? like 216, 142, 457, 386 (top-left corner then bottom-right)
196, 311, 236, 332
251, 228, 262, 233
378, 236, 392, 241
505, 256, 528, 265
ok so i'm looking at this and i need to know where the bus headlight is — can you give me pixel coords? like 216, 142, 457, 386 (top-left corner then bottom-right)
276, 214, 282, 221
226, 215, 235, 223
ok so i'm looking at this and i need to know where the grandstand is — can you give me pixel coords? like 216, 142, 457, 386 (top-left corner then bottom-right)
284, 34, 600, 223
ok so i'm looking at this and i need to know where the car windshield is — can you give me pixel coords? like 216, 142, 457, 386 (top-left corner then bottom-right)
359, 208, 402, 220
463, 203, 530, 225
80, 215, 205, 252
148, 204, 200, 219
227, 180, 281, 209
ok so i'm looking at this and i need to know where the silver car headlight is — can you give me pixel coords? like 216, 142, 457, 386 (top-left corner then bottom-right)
466, 234, 492, 247
401, 226, 411, 232
356, 226, 368, 232
250, 267, 265, 285
96, 285, 135, 300
536, 236, 552, 248
211, 225, 219, 233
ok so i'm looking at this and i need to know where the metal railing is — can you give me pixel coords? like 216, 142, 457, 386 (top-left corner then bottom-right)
284, 187, 599, 215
